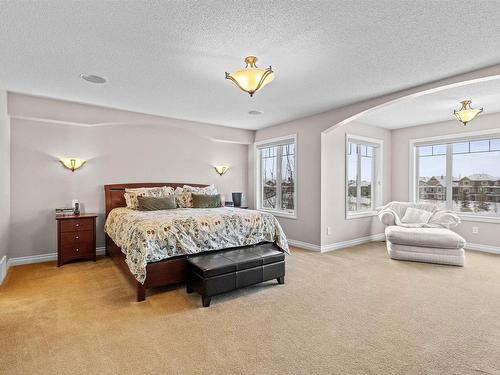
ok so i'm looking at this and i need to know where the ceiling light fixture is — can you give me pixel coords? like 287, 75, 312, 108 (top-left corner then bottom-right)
453, 100, 483, 126
225, 56, 274, 97
80, 74, 106, 84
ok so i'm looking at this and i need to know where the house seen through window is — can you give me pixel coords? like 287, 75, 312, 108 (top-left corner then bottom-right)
416, 137, 500, 217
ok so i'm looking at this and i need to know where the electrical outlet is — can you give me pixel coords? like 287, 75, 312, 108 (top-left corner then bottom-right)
327, 227, 332, 235
472, 226, 479, 234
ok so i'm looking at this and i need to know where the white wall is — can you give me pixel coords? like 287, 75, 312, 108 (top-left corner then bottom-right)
0, 89, 10, 262
8, 93, 253, 258
391, 112, 500, 247
321, 121, 391, 245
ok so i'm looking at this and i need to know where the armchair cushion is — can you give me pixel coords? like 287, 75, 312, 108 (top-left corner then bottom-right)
386, 226, 466, 249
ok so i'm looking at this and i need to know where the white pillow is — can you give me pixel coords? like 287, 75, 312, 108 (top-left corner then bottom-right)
124, 186, 174, 209
401, 207, 433, 224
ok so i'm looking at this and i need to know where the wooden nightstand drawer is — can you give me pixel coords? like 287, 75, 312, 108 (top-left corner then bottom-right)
60, 218, 94, 233
57, 214, 97, 267
60, 241, 94, 258
60, 230, 93, 248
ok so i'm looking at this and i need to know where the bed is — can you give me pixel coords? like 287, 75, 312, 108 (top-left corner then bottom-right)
104, 183, 289, 301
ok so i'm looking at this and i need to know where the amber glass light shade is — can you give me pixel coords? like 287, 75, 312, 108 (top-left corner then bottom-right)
453, 100, 483, 126
225, 56, 274, 97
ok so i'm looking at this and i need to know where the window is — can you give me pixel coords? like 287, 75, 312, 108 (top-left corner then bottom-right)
255, 135, 296, 218
416, 144, 447, 210
346, 135, 383, 218
414, 135, 500, 218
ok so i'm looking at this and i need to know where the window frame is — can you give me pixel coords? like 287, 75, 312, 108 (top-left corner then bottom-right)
345, 134, 384, 220
409, 128, 500, 223
254, 134, 297, 219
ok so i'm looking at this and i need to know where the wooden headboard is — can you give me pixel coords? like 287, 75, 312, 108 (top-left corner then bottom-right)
104, 183, 208, 218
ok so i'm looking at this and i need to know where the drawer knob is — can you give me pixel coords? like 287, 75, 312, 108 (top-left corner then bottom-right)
75, 236, 79, 239
75, 224, 80, 227
76, 248, 79, 252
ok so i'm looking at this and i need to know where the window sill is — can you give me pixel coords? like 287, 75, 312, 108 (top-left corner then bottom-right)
458, 214, 500, 224
257, 209, 297, 219
346, 211, 378, 220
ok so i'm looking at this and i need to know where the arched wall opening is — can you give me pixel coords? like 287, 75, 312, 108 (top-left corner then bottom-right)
320, 73, 500, 251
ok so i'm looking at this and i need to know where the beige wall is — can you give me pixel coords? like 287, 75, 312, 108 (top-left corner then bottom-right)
254, 64, 500, 248
391, 112, 500, 247
254, 116, 325, 245
6, 64, 500, 256
321, 122, 391, 245
8, 94, 253, 258
0, 89, 10, 261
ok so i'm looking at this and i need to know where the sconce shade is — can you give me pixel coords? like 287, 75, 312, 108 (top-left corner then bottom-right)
225, 56, 274, 97
60, 158, 86, 172
453, 100, 483, 126
214, 165, 229, 176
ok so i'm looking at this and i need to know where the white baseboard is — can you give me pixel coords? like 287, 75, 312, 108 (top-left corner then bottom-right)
288, 239, 321, 252
289, 234, 385, 253
321, 233, 386, 253
2, 241, 496, 279
466, 242, 500, 255
6, 247, 106, 268
0, 256, 7, 285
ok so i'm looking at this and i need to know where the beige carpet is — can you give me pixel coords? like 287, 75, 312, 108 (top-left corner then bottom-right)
1, 243, 500, 375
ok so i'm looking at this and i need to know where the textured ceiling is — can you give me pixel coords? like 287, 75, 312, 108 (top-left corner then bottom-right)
1, 1, 500, 130
359, 77, 500, 129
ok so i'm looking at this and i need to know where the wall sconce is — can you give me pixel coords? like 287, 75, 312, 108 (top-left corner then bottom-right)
60, 158, 86, 172
214, 165, 229, 176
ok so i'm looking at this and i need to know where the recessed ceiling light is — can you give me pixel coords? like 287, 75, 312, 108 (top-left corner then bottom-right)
248, 110, 263, 115
80, 74, 106, 84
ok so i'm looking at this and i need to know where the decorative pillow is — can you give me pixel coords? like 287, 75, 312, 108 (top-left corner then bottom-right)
137, 196, 176, 211
175, 185, 218, 208
191, 193, 222, 208
124, 186, 175, 209
183, 184, 217, 194
427, 210, 461, 229
401, 207, 433, 224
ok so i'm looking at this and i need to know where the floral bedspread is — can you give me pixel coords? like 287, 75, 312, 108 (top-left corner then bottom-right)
104, 207, 289, 283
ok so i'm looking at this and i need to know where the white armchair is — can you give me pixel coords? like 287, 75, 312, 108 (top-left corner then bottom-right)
378, 202, 466, 266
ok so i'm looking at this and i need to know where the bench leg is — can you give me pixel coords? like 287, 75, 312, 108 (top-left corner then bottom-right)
137, 283, 146, 302
277, 276, 285, 284
186, 285, 194, 294
202, 296, 211, 307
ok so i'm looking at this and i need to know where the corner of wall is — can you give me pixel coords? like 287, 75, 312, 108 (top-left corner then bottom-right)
0, 89, 11, 275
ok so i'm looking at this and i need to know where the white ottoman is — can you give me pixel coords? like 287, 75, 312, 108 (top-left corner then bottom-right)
385, 226, 466, 266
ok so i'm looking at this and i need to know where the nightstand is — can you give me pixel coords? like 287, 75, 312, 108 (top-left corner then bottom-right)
225, 203, 249, 209
56, 214, 98, 267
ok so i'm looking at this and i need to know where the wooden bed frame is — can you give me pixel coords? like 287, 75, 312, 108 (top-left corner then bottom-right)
104, 183, 208, 302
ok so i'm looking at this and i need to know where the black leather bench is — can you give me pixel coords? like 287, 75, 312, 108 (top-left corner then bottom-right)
186, 243, 285, 307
